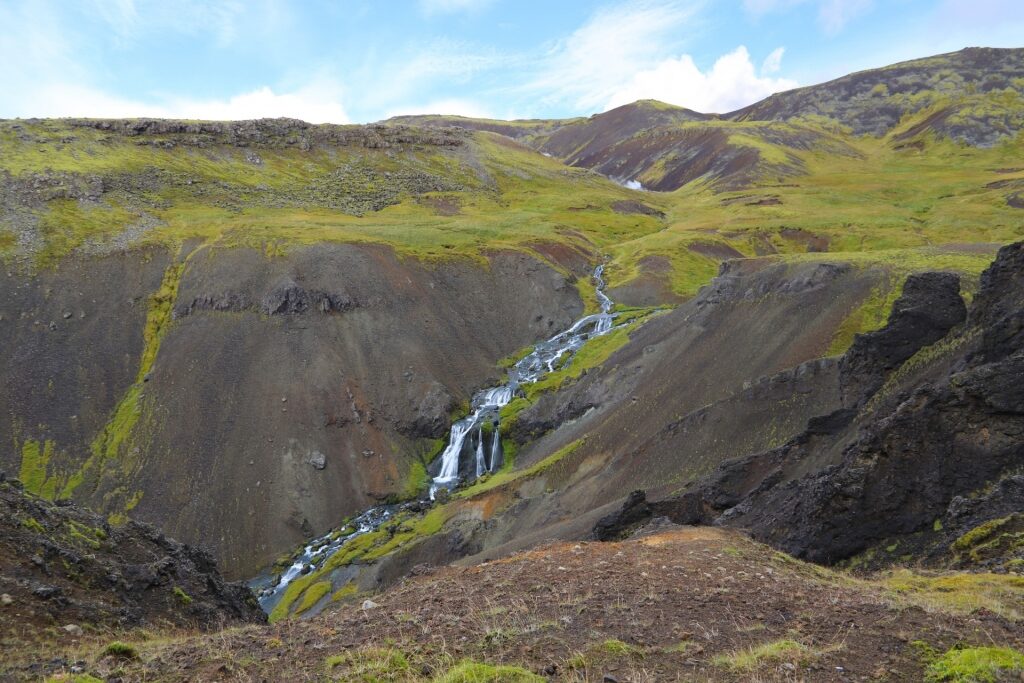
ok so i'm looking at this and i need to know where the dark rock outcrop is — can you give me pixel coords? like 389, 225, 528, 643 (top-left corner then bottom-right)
0, 479, 264, 634
606, 243, 1024, 567
838, 271, 966, 405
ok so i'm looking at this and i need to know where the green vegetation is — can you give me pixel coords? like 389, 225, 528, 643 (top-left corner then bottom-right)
325, 647, 411, 680
18, 439, 58, 498
21, 516, 45, 534
295, 580, 332, 615
597, 639, 642, 657
884, 569, 1024, 620
712, 639, 834, 672
951, 514, 1024, 564
924, 646, 1024, 682
434, 661, 544, 683
62, 256, 189, 502
270, 505, 451, 622
102, 641, 138, 660
172, 586, 193, 606
455, 438, 585, 499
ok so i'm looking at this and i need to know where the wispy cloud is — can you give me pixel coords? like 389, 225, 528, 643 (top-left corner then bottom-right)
522, 0, 704, 111
605, 46, 798, 114
761, 47, 786, 74
743, 0, 873, 35
87, 0, 248, 46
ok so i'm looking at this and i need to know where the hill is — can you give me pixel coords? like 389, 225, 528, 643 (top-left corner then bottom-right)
10, 527, 1022, 681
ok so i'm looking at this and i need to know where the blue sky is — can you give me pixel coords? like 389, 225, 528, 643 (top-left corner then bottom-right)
1, 0, 1022, 123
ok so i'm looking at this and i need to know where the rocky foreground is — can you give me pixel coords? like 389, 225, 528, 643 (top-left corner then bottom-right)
7, 525, 1021, 682
0, 477, 263, 679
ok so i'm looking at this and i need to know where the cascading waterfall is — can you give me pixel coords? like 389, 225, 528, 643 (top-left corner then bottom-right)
428, 264, 618, 497
251, 264, 620, 610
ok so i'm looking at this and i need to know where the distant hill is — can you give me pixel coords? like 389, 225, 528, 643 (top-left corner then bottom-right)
387, 47, 1024, 191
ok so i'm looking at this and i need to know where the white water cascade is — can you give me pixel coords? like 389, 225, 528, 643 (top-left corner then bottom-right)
251, 265, 621, 611
429, 264, 617, 497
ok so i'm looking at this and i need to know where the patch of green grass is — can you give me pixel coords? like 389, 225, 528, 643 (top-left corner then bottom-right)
884, 569, 1024, 621
44, 675, 104, 683
925, 646, 1024, 682
434, 660, 544, 683
598, 639, 642, 657
295, 580, 332, 615
102, 641, 138, 660
712, 639, 833, 672
325, 647, 411, 680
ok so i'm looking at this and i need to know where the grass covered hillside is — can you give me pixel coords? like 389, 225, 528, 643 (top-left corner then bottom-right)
0, 118, 663, 272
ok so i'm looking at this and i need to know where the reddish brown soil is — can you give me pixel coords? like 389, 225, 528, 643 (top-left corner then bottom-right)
23, 528, 1021, 682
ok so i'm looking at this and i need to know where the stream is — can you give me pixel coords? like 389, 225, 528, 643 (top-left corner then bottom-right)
251, 265, 619, 611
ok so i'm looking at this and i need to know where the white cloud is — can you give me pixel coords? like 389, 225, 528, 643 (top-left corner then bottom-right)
742, 0, 872, 34
761, 47, 785, 74
523, 0, 704, 111
419, 0, 494, 15
5, 80, 349, 123
604, 46, 798, 114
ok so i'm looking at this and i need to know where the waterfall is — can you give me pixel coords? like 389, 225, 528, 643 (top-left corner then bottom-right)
253, 263, 623, 611
490, 425, 501, 472
429, 264, 619, 498
474, 427, 486, 477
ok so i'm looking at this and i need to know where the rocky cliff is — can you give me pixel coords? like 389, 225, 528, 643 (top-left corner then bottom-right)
595, 242, 1024, 571
0, 476, 262, 648
0, 244, 582, 577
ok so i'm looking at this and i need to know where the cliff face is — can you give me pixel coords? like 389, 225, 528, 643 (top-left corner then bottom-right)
598, 242, 1024, 570
0, 245, 582, 577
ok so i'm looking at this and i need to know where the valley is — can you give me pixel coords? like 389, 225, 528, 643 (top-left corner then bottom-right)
1, 46, 1022, 682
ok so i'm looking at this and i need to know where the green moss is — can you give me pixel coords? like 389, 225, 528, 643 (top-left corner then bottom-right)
925, 646, 1024, 682
331, 583, 358, 602
21, 516, 45, 533
64, 257, 188, 499
950, 514, 1024, 565
953, 515, 1014, 551
18, 439, 59, 498
400, 458, 430, 500
295, 580, 332, 615
44, 675, 105, 683
172, 586, 193, 606
434, 661, 544, 683
65, 520, 104, 549
455, 438, 585, 499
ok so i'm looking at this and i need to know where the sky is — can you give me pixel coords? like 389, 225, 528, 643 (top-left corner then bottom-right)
0, 0, 1022, 123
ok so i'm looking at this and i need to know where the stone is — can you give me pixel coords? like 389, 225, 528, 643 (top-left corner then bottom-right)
309, 451, 326, 470
0, 593, 12, 605
62, 624, 84, 637
361, 599, 379, 610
